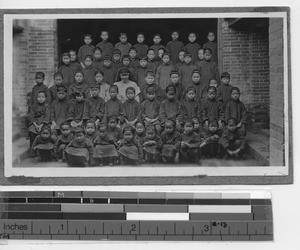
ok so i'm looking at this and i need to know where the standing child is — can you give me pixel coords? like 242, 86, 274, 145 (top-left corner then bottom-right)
77, 34, 95, 67
123, 87, 140, 127
181, 86, 202, 122
54, 121, 74, 162
220, 117, 246, 159
225, 87, 247, 136
66, 91, 86, 129
139, 71, 164, 103
140, 86, 162, 134
178, 53, 198, 89
217, 72, 233, 106
115, 33, 132, 58
203, 31, 218, 65
155, 53, 175, 91
28, 91, 50, 149
100, 55, 117, 85
82, 55, 97, 87
94, 71, 110, 102
134, 32, 149, 58
129, 47, 140, 71
166, 30, 184, 64
142, 125, 160, 163
29, 72, 50, 108
115, 55, 136, 82
136, 57, 149, 87
59, 53, 77, 87
184, 32, 201, 64
31, 125, 56, 162
83, 83, 105, 126
111, 49, 123, 71
96, 31, 114, 57
68, 71, 90, 102
180, 119, 201, 164
146, 48, 158, 73
194, 48, 205, 69
49, 72, 64, 103
84, 120, 100, 142
107, 116, 122, 141
93, 123, 118, 166
202, 86, 224, 130
64, 126, 94, 167
92, 47, 103, 71
169, 71, 185, 102
150, 34, 165, 60
118, 125, 143, 165
69, 50, 82, 73
158, 119, 181, 163
175, 50, 185, 71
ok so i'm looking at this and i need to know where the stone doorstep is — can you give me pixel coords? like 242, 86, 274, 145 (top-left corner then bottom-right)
12, 136, 30, 166
246, 132, 270, 166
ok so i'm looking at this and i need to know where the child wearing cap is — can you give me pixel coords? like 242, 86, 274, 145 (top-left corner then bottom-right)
146, 48, 158, 73
92, 47, 104, 71
69, 50, 82, 73
150, 34, 165, 60
49, 72, 64, 103
64, 126, 94, 167
77, 34, 95, 67
123, 87, 141, 127
203, 31, 218, 65
115, 55, 136, 82
100, 55, 117, 85
184, 32, 201, 64
225, 87, 247, 136
29, 72, 51, 108
181, 86, 202, 122
114, 68, 140, 103
217, 72, 233, 106
95, 31, 114, 57
66, 90, 86, 129
155, 53, 175, 91
82, 55, 97, 87
178, 53, 198, 89
198, 48, 220, 91
166, 31, 184, 64
59, 53, 77, 87
115, 33, 132, 58
139, 70, 164, 103
169, 71, 185, 102
111, 49, 123, 70
136, 57, 149, 86
83, 83, 105, 126
129, 47, 140, 71
68, 71, 90, 102
175, 50, 185, 71
94, 71, 110, 102
134, 32, 149, 59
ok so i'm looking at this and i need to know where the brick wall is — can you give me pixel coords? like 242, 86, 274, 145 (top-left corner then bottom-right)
269, 18, 285, 166
220, 19, 270, 128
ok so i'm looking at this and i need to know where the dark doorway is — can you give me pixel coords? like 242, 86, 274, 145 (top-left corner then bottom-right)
57, 18, 218, 64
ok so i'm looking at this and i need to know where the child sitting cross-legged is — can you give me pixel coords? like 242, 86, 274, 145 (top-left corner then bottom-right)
142, 125, 160, 164
84, 120, 100, 142
54, 121, 74, 162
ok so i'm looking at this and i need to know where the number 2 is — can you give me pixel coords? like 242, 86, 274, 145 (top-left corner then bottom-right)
130, 224, 136, 232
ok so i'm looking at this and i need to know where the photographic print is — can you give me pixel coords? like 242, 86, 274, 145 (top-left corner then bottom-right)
1, 7, 292, 184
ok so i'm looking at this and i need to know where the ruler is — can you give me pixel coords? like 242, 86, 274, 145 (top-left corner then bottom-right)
0, 191, 273, 241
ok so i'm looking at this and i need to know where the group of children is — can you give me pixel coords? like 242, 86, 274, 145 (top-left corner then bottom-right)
27, 30, 247, 167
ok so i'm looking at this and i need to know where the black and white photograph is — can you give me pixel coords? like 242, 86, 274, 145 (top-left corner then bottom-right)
3, 8, 292, 182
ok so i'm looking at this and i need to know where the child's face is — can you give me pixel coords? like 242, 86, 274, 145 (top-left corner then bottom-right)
113, 54, 121, 62
70, 51, 77, 62
137, 34, 145, 43
75, 132, 85, 143
37, 92, 46, 104
54, 76, 63, 86
57, 92, 67, 100
209, 124, 218, 133
123, 59, 130, 66
109, 88, 118, 98
140, 60, 147, 68
207, 89, 216, 100
108, 119, 117, 129
35, 75, 44, 84
91, 88, 100, 97
145, 75, 155, 85
209, 79, 218, 88
126, 90, 135, 100
120, 73, 129, 82
146, 130, 155, 139
99, 128, 107, 137
198, 50, 204, 60
221, 77, 230, 85
170, 74, 179, 84
61, 125, 71, 137
95, 73, 104, 83
41, 130, 50, 139
204, 51, 212, 61
146, 92, 156, 101
75, 94, 84, 102
84, 36, 92, 45
178, 52, 185, 62
75, 73, 84, 83
187, 90, 196, 100
193, 119, 200, 130
153, 36, 161, 44
188, 33, 196, 43
94, 50, 102, 60
228, 122, 237, 132
129, 50, 137, 59
192, 73, 200, 83
101, 32, 108, 41
120, 35, 127, 43
166, 90, 176, 101
162, 55, 170, 64
62, 56, 71, 65
231, 90, 240, 101
147, 50, 155, 60
84, 58, 93, 67
158, 49, 165, 59
184, 56, 192, 64
103, 60, 111, 67
171, 32, 179, 40
85, 124, 95, 135
184, 122, 194, 134
164, 122, 174, 134
124, 130, 133, 142
207, 32, 215, 42
135, 123, 145, 135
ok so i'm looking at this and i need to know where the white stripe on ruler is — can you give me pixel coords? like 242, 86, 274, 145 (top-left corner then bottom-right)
126, 213, 189, 221
188, 205, 252, 213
